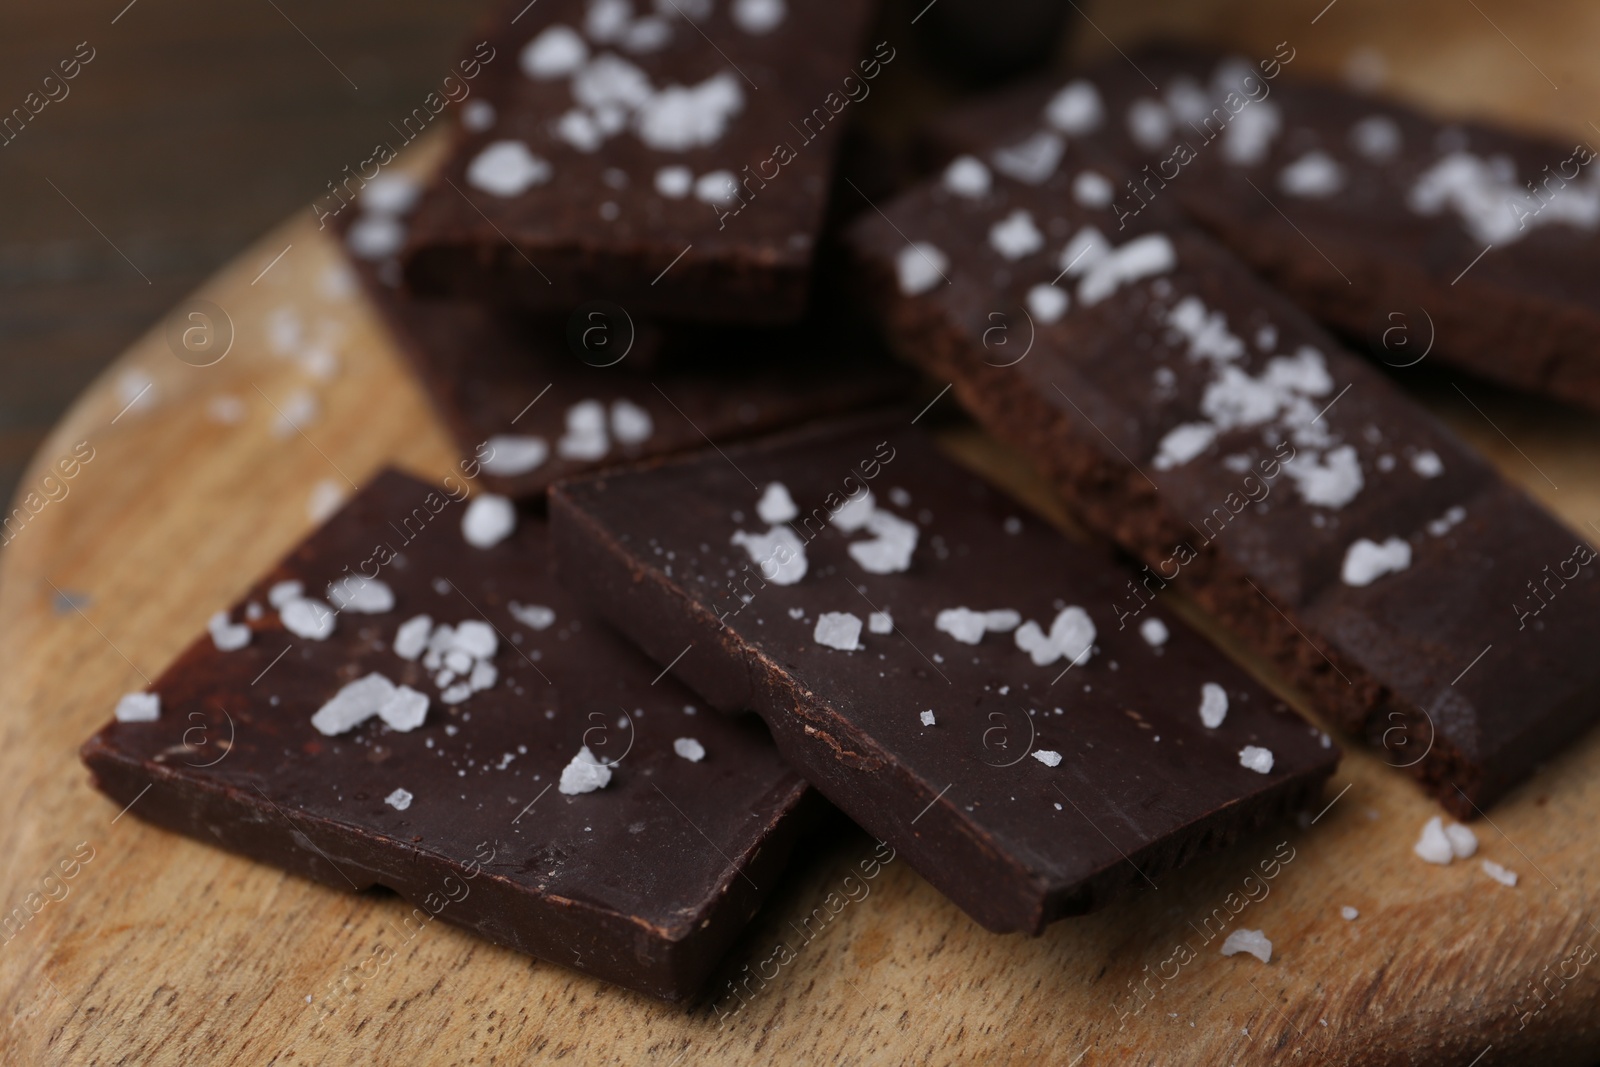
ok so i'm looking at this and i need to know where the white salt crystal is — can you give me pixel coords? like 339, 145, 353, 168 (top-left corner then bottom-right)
757, 482, 798, 524
462, 494, 516, 549
559, 745, 613, 795
115, 692, 160, 723
1199, 683, 1229, 728
1220, 928, 1272, 963
814, 612, 863, 652
1238, 745, 1275, 774
674, 737, 706, 762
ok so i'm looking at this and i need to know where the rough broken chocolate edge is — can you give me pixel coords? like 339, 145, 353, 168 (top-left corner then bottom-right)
844, 247, 1502, 820
549, 447, 1335, 934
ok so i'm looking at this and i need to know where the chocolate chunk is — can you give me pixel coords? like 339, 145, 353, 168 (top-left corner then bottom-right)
550, 421, 1337, 934
337, 171, 913, 499
846, 119, 1600, 816
925, 44, 1600, 412
400, 0, 882, 324
80, 470, 815, 1001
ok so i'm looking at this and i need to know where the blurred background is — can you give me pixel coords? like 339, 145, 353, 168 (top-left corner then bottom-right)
1, 0, 1591, 506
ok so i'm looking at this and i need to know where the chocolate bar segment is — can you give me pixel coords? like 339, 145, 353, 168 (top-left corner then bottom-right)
401, 0, 881, 323
550, 421, 1337, 934
80, 470, 814, 1001
926, 44, 1600, 411
339, 171, 912, 499
846, 124, 1600, 816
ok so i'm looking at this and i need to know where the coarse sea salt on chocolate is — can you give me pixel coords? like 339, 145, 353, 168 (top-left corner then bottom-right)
311, 673, 397, 736
730, 526, 807, 585
757, 482, 798, 524
1199, 683, 1229, 728
379, 686, 431, 732
988, 209, 1044, 261
281, 598, 336, 640
467, 141, 552, 198
1045, 79, 1103, 135
673, 737, 706, 762
1014, 606, 1095, 668
115, 692, 160, 723
509, 602, 556, 630
558, 745, 613, 795
481, 435, 550, 476
328, 577, 395, 615
611, 399, 653, 444
1341, 536, 1411, 587
1027, 284, 1068, 323
896, 243, 947, 296
385, 787, 413, 811
463, 494, 516, 549
1032, 749, 1062, 767
943, 155, 991, 199
1238, 745, 1274, 774
1139, 617, 1169, 647
814, 612, 863, 652
394, 614, 433, 660
849, 510, 918, 575
991, 131, 1064, 185
208, 611, 251, 652
1280, 151, 1345, 198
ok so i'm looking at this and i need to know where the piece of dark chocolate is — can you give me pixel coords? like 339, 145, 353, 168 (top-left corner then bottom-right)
339, 171, 913, 499
846, 121, 1600, 817
80, 470, 815, 1001
923, 44, 1600, 412
399, 0, 881, 324
550, 421, 1337, 934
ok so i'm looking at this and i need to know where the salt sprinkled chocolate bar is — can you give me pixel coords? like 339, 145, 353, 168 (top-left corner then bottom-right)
550, 420, 1337, 933
339, 171, 913, 499
402, 0, 882, 324
926, 43, 1600, 411
80, 470, 815, 1001
847, 115, 1600, 817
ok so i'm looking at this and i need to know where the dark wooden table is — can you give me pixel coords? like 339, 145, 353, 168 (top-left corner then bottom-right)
0, 0, 499, 506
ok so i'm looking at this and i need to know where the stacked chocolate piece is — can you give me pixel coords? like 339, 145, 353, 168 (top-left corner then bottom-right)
81, 5, 1600, 1002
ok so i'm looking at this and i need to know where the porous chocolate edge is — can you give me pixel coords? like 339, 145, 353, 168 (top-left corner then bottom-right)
550, 450, 1333, 934
848, 256, 1488, 820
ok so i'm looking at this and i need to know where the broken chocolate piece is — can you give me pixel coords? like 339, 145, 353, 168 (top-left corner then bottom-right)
550, 421, 1337, 934
401, 0, 882, 324
340, 171, 912, 499
846, 122, 1600, 817
80, 470, 814, 1001
925, 44, 1600, 412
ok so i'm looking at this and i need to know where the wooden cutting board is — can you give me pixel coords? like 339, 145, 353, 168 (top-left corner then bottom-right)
6, 2, 1600, 1063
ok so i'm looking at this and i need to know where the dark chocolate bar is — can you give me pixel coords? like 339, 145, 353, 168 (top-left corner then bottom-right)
80, 470, 815, 1001
924, 44, 1600, 411
846, 122, 1600, 817
550, 421, 1337, 934
339, 170, 912, 499
400, 0, 881, 324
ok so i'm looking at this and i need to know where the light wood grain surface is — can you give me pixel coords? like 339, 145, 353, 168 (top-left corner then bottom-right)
6, 2, 1600, 1064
